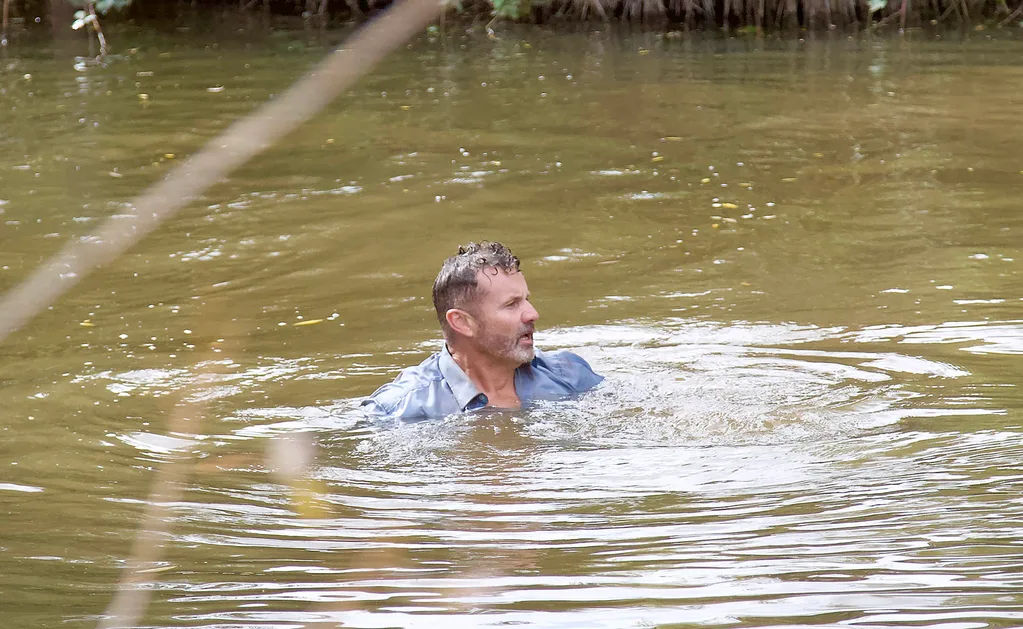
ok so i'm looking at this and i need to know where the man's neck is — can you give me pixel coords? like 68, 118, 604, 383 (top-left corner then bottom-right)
448, 344, 520, 408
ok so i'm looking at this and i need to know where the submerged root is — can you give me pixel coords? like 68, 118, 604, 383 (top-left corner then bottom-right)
471, 0, 1023, 29
998, 1, 1023, 23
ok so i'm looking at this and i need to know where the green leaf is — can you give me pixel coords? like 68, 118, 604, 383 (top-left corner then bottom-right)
93, 0, 133, 13
491, 0, 524, 18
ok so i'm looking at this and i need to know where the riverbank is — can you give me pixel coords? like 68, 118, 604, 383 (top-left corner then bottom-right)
1, 0, 1022, 48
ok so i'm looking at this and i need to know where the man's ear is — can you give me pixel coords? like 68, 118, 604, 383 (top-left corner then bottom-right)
446, 308, 476, 338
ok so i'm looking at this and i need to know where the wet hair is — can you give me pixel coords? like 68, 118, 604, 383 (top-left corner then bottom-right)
433, 241, 521, 338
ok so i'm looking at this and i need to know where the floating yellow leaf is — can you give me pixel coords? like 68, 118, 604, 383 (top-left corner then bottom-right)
721, 202, 738, 209
108, 171, 123, 178
399, 105, 411, 110
652, 156, 664, 162
638, 49, 650, 55
700, 177, 711, 184
711, 223, 720, 229
490, 160, 501, 166
723, 217, 738, 223
664, 136, 682, 142
138, 93, 149, 101
813, 152, 823, 158
781, 177, 796, 182
293, 319, 324, 327
738, 182, 752, 187
326, 138, 334, 144
80, 320, 95, 327
136, 564, 177, 574
164, 153, 175, 159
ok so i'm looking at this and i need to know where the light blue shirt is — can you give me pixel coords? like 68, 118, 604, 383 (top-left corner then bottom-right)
362, 344, 603, 419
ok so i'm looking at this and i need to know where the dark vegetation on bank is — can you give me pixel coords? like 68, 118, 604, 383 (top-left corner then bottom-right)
0, 0, 1021, 53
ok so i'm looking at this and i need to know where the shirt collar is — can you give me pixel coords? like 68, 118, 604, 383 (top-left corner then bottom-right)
439, 344, 484, 411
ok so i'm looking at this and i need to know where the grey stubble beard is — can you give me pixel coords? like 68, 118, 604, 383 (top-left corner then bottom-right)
477, 321, 534, 366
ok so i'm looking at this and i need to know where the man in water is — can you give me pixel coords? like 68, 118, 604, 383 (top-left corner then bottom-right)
362, 241, 603, 419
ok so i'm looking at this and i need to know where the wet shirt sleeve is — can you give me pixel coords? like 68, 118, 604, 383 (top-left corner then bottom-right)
361, 381, 410, 416
360, 356, 464, 419
361, 381, 454, 419
552, 351, 604, 392
524, 350, 604, 401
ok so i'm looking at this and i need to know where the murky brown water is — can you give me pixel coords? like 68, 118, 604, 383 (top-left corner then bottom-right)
2, 24, 1023, 628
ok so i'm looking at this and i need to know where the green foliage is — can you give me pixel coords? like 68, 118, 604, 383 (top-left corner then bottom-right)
491, 0, 530, 19
69, 0, 133, 13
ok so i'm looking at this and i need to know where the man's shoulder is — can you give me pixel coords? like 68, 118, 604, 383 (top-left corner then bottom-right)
361, 352, 446, 416
531, 348, 604, 391
392, 351, 445, 384
533, 347, 593, 370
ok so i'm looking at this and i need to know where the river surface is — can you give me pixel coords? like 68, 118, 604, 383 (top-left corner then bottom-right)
1, 23, 1023, 629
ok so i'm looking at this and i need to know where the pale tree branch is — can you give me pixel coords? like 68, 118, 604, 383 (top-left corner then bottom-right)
0, 0, 443, 348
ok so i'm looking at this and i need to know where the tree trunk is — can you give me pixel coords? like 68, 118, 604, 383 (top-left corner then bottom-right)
2, 0, 11, 46
50, 0, 76, 42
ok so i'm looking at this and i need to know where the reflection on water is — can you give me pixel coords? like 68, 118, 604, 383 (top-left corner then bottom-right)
1, 26, 1023, 629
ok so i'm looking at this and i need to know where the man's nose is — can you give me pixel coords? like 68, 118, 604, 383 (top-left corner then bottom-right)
523, 302, 539, 324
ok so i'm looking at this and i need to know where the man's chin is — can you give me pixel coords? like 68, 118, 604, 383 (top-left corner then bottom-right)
477, 339, 534, 366
514, 347, 535, 364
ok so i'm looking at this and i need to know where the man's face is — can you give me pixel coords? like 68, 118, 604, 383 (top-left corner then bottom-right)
469, 268, 539, 366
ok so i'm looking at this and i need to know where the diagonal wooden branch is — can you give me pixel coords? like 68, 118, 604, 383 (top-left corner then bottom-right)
97, 388, 207, 629
0, 0, 442, 348
88, 3, 108, 57
997, 1, 1022, 24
